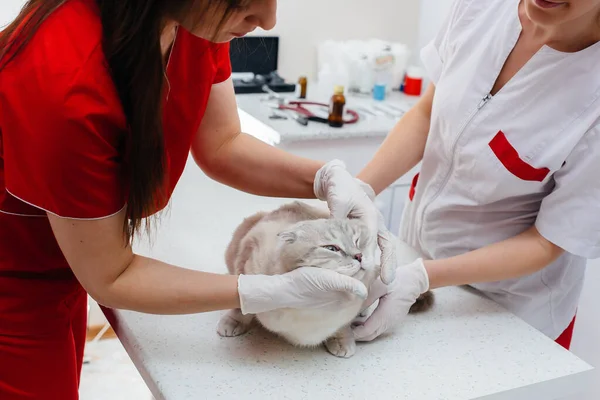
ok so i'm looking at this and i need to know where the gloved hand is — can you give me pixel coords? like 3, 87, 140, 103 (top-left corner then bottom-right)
314, 160, 381, 277
352, 258, 430, 342
237, 266, 368, 315
355, 177, 401, 284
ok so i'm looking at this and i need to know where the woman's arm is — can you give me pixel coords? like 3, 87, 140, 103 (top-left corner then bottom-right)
191, 78, 323, 199
47, 208, 367, 315
425, 226, 565, 289
352, 225, 565, 341
357, 83, 436, 195
48, 209, 240, 314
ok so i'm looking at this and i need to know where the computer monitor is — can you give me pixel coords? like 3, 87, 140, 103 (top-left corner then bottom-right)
229, 36, 279, 76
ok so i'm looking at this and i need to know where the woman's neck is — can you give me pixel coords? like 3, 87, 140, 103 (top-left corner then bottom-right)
160, 20, 179, 62
520, 2, 600, 52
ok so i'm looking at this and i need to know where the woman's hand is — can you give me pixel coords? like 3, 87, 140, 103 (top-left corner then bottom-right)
237, 267, 368, 315
314, 160, 383, 278
352, 259, 430, 342
351, 224, 563, 341
351, 176, 409, 285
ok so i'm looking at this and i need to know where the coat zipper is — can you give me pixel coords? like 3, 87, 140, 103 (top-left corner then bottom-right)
417, 93, 493, 240
477, 94, 493, 109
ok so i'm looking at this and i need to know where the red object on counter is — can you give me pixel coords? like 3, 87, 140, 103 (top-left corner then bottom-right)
404, 75, 423, 96
403, 67, 424, 96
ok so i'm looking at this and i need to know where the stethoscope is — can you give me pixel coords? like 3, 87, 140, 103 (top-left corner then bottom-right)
262, 85, 360, 126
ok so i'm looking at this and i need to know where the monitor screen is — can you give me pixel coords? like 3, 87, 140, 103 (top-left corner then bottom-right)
229, 36, 279, 76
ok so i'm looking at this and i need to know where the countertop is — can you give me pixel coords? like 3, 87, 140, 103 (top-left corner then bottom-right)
235, 88, 419, 143
104, 156, 594, 400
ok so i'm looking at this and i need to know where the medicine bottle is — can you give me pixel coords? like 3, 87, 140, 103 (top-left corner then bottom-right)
328, 85, 345, 128
298, 76, 307, 99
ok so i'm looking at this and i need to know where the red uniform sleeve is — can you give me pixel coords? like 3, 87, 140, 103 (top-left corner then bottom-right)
212, 42, 232, 84
2, 46, 127, 219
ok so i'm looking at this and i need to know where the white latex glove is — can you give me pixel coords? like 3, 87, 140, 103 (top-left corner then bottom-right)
237, 266, 368, 315
352, 258, 430, 342
314, 160, 381, 278
355, 177, 400, 284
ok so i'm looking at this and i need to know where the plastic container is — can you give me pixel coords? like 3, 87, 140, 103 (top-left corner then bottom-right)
373, 84, 386, 101
391, 44, 411, 89
403, 66, 424, 96
373, 48, 394, 87
317, 62, 350, 101
356, 55, 374, 94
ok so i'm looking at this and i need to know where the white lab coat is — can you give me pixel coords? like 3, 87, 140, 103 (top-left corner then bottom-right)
399, 0, 600, 339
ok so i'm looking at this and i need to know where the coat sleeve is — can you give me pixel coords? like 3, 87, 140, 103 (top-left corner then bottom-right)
535, 125, 600, 259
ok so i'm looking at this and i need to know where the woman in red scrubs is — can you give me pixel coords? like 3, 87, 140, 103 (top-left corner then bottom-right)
0, 1, 382, 398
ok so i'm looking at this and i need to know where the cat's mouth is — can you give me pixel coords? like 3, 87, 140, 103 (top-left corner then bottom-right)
336, 264, 363, 277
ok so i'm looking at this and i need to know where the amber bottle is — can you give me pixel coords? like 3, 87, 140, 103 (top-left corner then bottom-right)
328, 85, 345, 128
298, 76, 307, 99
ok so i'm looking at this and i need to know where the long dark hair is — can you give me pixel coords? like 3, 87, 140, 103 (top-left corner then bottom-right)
0, 0, 247, 241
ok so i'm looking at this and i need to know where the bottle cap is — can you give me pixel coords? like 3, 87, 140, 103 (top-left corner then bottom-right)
334, 85, 344, 94
406, 66, 424, 79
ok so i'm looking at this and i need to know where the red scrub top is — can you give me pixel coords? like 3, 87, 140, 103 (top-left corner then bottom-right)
0, 0, 232, 275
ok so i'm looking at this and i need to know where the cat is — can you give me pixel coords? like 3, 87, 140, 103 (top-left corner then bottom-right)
217, 201, 434, 358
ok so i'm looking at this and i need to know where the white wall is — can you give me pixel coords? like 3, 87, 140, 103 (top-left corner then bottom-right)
413, 0, 456, 83
416, 0, 455, 54
250, 0, 421, 81
0, 0, 26, 28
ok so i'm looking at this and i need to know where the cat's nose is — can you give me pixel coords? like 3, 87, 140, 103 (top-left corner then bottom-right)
354, 253, 362, 262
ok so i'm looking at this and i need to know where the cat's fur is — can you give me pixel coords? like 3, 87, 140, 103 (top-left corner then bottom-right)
217, 201, 434, 358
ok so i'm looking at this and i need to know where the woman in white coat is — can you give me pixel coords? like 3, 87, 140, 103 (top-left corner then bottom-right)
353, 0, 600, 350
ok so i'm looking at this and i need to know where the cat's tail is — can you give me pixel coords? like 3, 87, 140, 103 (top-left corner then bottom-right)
409, 290, 435, 313
225, 211, 267, 275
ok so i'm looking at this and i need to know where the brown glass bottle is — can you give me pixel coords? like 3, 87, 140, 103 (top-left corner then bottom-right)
328, 85, 345, 128
298, 76, 307, 99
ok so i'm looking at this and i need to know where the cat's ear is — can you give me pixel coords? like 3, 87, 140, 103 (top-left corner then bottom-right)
278, 231, 298, 244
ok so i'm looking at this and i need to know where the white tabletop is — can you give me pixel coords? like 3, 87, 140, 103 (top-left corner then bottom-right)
105, 156, 593, 400
235, 89, 418, 143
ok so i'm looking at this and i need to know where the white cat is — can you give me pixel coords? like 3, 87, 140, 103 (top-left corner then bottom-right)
217, 201, 433, 358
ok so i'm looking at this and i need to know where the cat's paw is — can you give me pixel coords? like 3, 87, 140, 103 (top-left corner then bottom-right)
325, 335, 356, 358
216, 310, 254, 337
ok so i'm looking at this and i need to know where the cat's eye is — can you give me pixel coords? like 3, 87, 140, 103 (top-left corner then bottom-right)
322, 245, 341, 252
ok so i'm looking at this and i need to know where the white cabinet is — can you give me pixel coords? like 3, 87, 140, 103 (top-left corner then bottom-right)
374, 186, 393, 226
570, 259, 600, 399
388, 184, 410, 235
372, 184, 410, 234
